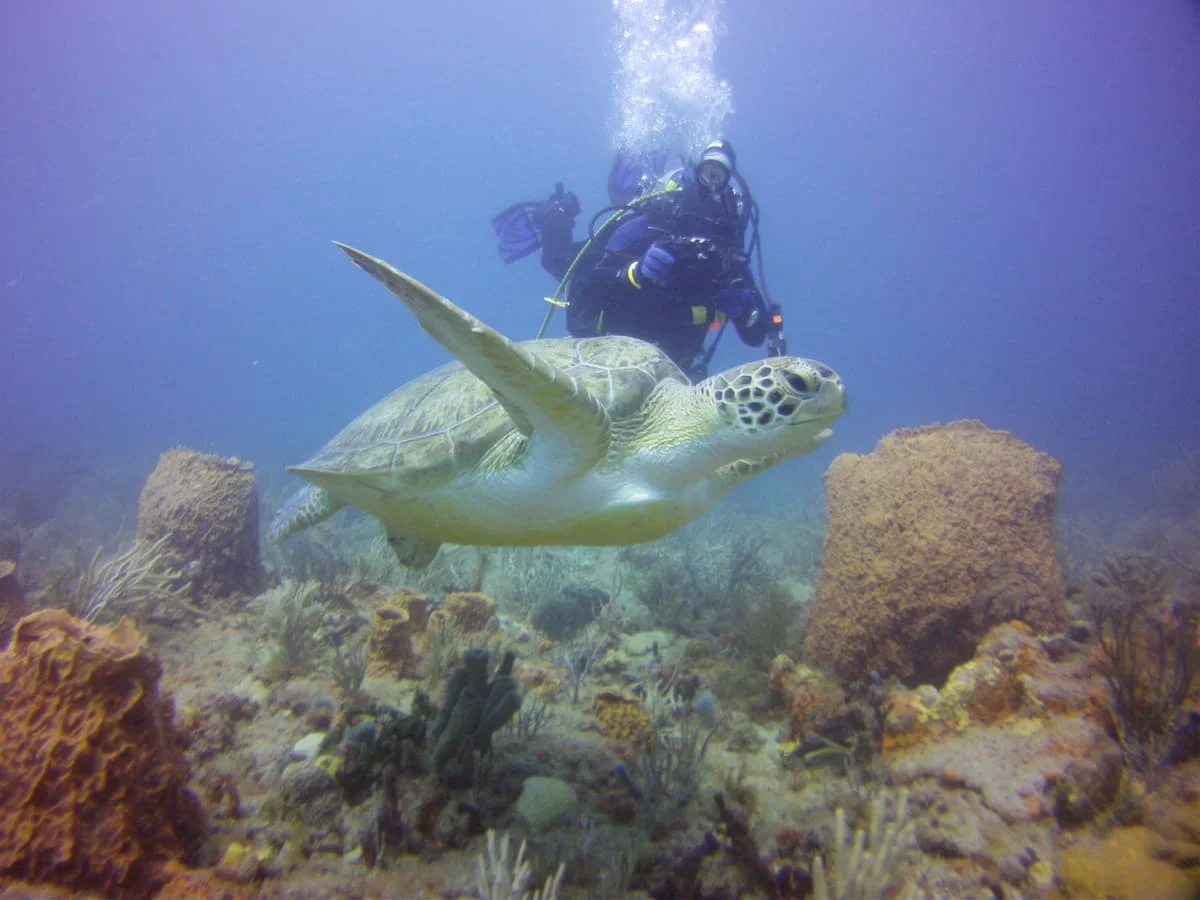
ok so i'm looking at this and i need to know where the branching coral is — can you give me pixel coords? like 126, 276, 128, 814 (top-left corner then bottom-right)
62, 534, 189, 623
504, 694, 554, 741
614, 711, 713, 830
1088, 551, 1199, 769
421, 611, 463, 684
480, 545, 577, 618
559, 624, 610, 703
330, 638, 368, 695
262, 579, 325, 678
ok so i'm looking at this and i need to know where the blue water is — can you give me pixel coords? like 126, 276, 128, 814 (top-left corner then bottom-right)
2, 1, 1198, 519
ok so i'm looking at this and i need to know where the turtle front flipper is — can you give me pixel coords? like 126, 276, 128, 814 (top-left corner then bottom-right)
267, 484, 344, 541
711, 428, 837, 492
333, 243, 611, 484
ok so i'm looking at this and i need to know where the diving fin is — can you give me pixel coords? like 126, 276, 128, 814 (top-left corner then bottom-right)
490, 201, 543, 263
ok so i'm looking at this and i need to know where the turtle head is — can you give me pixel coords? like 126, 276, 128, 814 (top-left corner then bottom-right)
702, 357, 847, 454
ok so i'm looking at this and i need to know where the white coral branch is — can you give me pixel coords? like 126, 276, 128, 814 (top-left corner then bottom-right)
812, 788, 917, 900
476, 829, 565, 900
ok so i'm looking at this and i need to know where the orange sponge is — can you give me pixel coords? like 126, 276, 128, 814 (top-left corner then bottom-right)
0, 610, 207, 898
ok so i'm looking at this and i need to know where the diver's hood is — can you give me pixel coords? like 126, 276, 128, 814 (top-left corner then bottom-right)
652, 166, 751, 234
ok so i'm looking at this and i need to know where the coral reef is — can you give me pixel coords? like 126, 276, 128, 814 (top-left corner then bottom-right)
137, 447, 262, 598
803, 420, 1067, 685
19, 433, 1200, 898
0, 610, 206, 897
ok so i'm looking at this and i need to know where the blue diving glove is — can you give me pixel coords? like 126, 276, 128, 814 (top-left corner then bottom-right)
637, 243, 675, 286
714, 287, 754, 317
607, 214, 651, 253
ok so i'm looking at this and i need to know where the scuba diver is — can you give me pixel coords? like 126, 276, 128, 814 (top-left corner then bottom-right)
490, 139, 787, 381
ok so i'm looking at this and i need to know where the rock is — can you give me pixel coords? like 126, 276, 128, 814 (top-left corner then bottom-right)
769, 657, 847, 742
1066, 620, 1092, 644
531, 584, 608, 640
291, 732, 327, 761
803, 420, 1067, 685
911, 784, 1055, 888
212, 687, 262, 722
692, 690, 717, 727
889, 716, 1119, 825
1053, 749, 1124, 826
622, 630, 675, 658
884, 623, 1122, 827
517, 776, 579, 830
279, 761, 342, 831
215, 840, 262, 884
1060, 826, 1195, 899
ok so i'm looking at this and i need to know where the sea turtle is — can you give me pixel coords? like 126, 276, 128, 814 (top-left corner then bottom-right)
268, 243, 847, 568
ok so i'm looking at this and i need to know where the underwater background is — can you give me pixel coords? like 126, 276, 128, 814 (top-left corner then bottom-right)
3, 0, 1198, 516
3, 3, 1200, 899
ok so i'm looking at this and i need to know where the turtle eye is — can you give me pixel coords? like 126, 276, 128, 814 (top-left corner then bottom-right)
784, 372, 812, 394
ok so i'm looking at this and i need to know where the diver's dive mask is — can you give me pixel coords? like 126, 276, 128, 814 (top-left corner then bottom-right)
696, 139, 736, 193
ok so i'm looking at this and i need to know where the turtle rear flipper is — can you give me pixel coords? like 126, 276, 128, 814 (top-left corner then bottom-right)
386, 530, 441, 570
267, 484, 343, 541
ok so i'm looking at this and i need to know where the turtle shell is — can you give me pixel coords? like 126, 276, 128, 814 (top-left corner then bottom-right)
297, 335, 686, 489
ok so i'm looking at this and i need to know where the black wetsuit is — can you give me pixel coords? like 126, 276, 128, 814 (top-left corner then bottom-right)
539, 182, 777, 380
